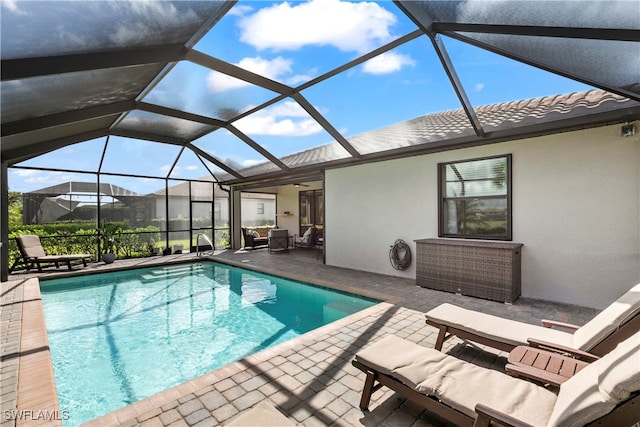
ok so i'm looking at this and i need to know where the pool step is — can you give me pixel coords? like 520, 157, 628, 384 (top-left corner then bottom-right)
140, 265, 205, 282
323, 300, 364, 323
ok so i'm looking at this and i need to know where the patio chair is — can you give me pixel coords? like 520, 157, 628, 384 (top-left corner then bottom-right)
241, 227, 267, 250
10, 235, 92, 273
294, 226, 317, 249
268, 228, 289, 253
425, 282, 640, 357
352, 332, 640, 427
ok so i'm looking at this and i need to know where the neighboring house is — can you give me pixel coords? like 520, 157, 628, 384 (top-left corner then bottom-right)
25, 197, 81, 224
240, 192, 276, 227
151, 181, 275, 227
24, 179, 275, 231
22, 181, 144, 225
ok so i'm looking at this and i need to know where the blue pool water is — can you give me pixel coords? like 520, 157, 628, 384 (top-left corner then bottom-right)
40, 262, 378, 426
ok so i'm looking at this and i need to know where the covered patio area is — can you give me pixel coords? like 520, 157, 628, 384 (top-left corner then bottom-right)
2, 250, 597, 426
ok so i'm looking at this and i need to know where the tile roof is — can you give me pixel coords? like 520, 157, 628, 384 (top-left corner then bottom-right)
229, 89, 638, 181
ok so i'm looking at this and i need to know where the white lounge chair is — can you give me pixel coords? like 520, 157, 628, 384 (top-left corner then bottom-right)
425, 283, 640, 357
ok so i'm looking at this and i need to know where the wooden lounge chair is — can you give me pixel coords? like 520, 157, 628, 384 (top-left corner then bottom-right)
425, 283, 640, 357
10, 235, 92, 273
352, 332, 640, 427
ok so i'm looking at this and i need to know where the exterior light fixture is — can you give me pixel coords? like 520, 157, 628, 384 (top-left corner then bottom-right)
621, 123, 635, 137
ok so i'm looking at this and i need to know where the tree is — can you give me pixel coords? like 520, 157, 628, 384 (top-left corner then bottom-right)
8, 191, 22, 227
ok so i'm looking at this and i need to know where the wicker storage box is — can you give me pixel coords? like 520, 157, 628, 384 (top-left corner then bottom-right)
415, 238, 523, 303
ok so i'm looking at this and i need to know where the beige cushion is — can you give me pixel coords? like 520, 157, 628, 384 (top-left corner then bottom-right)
18, 235, 47, 258
547, 332, 640, 427
572, 283, 640, 351
599, 331, 640, 401
425, 303, 574, 348
356, 336, 557, 425
225, 401, 295, 426
269, 229, 288, 238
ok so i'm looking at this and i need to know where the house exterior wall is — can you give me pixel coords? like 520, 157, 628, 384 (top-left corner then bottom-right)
325, 123, 640, 309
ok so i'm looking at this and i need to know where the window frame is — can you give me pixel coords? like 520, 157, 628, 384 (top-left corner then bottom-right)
298, 189, 323, 237
438, 154, 512, 241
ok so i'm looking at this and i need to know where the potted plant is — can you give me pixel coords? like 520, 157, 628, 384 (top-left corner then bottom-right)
98, 222, 122, 264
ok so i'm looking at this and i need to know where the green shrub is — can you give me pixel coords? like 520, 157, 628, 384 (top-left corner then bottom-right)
7, 223, 163, 268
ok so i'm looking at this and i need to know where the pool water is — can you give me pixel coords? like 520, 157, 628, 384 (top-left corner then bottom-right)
40, 262, 378, 426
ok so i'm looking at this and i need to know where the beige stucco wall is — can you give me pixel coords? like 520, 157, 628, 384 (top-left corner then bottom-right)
325, 123, 640, 309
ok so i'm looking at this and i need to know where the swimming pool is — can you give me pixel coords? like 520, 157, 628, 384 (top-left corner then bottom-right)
40, 261, 378, 426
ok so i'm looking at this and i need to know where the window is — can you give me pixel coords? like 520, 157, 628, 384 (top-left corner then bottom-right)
299, 189, 323, 238
257, 202, 264, 215
438, 154, 512, 240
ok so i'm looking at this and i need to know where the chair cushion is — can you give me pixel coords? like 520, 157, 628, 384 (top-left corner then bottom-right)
247, 230, 260, 238
18, 235, 47, 258
269, 229, 288, 238
599, 331, 640, 401
425, 303, 574, 348
547, 332, 639, 427
355, 336, 557, 425
572, 283, 640, 351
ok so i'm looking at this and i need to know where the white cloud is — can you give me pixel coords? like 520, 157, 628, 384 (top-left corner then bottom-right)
234, 100, 323, 136
362, 52, 415, 75
286, 72, 315, 86
159, 164, 199, 175
241, 159, 265, 168
11, 169, 38, 177
227, 4, 253, 17
475, 83, 485, 92
24, 171, 75, 185
1, 0, 24, 14
206, 56, 293, 93
238, 0, 397, 54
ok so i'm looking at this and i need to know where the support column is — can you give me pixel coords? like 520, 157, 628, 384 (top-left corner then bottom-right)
230, 188, 242, 250
1, 162, 9, 282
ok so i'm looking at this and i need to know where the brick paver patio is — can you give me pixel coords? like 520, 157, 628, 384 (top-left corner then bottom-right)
1, 248, 598, 426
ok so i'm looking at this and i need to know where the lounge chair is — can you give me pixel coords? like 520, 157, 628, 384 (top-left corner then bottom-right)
352, 332, 640, 427
425, 282, 640, 357
10, 235, 92, 272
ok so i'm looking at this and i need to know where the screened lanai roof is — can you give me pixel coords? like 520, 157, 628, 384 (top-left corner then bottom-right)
2, 1, 639, 187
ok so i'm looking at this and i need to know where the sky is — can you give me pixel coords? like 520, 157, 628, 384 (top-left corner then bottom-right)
5, 0, 594, 196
